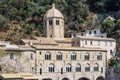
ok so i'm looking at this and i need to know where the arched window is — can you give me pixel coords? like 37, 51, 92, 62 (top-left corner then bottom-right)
56, 52, 62, 60
49, 63, 55, 72
45, 52, 51, 60
66, 63, 72, 72
71, 52, 76, 60
97, 53, 102, 60
94, 63, 99, 71
76, 63, 81, 72
84, 52, 89, 60
85, 63, 90, 72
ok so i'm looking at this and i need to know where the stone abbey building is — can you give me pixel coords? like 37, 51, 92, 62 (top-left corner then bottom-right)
0, 4, 116, 80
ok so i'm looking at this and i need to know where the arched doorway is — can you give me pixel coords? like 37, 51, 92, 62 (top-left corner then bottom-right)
79, 77, 90, 80
96, 76, 104, 80
42, 78, 52, 80
62, 78, 69, 80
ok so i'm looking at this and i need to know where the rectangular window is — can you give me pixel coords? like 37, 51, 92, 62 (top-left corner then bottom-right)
90, 41, 92, 45
32, 67, 34, 73
76, 67, 81, 72
94, 30, 96, 34
85, 67, 90, 72
10, 53, 14, 59
89, 31, 91, 35
39, 52, 41, 55
49, 20, 52, 25
85, 40, 87, 45
56, 20, 59, 25
94, 67, 99, 71
40, 68, 42, 75
97, 55, 102, 60
81, 33, 83, 36
101, 67, 103, 73
85, 55, 89, 60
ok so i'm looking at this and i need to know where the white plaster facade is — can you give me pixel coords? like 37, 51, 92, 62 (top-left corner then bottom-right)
72, 36, 116, 59
71, 29, 107, 38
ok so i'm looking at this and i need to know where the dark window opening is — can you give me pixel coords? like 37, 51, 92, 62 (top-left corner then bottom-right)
49, 20, 52, 25
56, 20, 59, 25
10, 53, 14, 59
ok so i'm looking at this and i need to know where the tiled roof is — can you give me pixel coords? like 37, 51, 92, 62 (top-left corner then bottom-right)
75, 36, 116, 41
34, 45, 107, 51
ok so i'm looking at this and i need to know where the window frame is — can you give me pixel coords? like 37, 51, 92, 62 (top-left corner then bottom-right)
56, 52, 62, 60
84, 52, 89, 60
66, 64, 72, 72
76, 63, 81, 72
85, 63, 90, 72
49, 63, 55, 72
71, 52, 76, 60
45, 52, 51, 60
94, 63, 99, 71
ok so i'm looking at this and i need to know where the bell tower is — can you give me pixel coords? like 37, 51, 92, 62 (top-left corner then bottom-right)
44, 3, 64, 40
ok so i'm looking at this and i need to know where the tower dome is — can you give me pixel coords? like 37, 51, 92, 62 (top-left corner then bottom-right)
44, 3, 64, 19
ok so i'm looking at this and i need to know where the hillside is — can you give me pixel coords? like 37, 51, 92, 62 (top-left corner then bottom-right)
0, 0, 120, 52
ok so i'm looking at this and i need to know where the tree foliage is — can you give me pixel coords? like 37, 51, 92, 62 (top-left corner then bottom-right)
102, 18, 115, 34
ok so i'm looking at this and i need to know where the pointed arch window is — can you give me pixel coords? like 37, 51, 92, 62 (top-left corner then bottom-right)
94, 63, 99, 71
66, 63, 72, 72
49, 63, 55, 72
85, 63, 90, 72
45, 52, 51, 60
76, 63, 81, 72
56, 52, 62, 60
71, 52, 76, 60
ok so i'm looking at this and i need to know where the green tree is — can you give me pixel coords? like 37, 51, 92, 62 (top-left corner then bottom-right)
102, 18, 115, 35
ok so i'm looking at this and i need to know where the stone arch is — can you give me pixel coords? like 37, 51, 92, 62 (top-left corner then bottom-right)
62, 77, 69, 80
42, 78, 52, 80
96, 76, 104, 80
79, 77, 90, 80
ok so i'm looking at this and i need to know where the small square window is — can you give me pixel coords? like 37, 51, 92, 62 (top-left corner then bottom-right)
10, 53, 14, 59
94, 31, 96, 34
39, 52, 41, 55
89, 31, 91, 35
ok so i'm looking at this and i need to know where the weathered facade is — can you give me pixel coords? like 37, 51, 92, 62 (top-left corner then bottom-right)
0, 4, 115, 80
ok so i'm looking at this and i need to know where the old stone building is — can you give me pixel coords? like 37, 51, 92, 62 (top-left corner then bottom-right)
0, 4, 116, 80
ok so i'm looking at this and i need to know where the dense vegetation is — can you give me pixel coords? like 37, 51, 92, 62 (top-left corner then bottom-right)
0, 0, 120, 47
